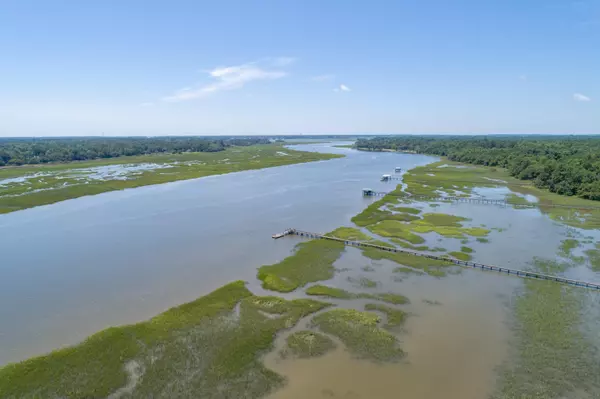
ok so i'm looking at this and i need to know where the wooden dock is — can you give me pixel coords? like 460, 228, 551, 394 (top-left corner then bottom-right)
362, 191, 600, 211
381, 176, 403, 181
272, 229, 294, 239
273, 228, 600, 290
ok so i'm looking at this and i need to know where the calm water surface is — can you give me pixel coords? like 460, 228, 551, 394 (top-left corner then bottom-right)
0, 143, 435, 365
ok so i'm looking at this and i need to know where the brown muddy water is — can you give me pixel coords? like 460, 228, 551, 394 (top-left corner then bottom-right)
264, 250, 513, 399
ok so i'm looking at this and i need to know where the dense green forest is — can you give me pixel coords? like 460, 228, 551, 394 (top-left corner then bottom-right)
0, 136, 270, 166
355, 136, 600, 201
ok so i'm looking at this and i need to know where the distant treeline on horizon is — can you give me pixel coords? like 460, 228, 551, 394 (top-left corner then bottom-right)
355, 135, 600, 201
0, 136, 270, 166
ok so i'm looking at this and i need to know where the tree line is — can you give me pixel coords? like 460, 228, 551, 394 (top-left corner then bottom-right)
355, 135, 600, 201
0, 136, 270, 166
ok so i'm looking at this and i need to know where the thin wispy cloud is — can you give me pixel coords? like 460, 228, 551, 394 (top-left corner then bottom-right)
163, 58, 291, 102
573, 93, 591, 102
310, 74, 335, 82
334, 84, 351, 92
139, 102, 154, 107
519, 74, 528, 81
271, 56, 296, 66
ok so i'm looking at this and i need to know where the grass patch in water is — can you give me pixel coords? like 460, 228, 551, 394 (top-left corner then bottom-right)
361, 247, 450, 277
0, 281, 331, 398
585, 246, 600, 271
449, 251, 473, 261
329, 227, 373, 241
351, 195, 421, 227
389, 213, 421, 222
348, 276, 378, 288
371, 292, 409, 305
494, 258, 600, 398
402, 159, 600, 229
367, 220, 426, 244
364, 304, 407, 328
351, 196, 395, 227
460, 246, 474, 253
420, 213, 470, 226
476, 237, 490, 243
305, 285, 355, 299
312, 309, 404, 362
285, 331, 336, 358
505, 193, 531, 206
402, 160, 511, 197
410, 222, 490, 238
390, 238, 430, 251
257, 238, 344, 292
305, 284, 408, 305
370, 240, 395, 248
393, 266, 425, 275
559, 238, 580, 257
509, 185, 600, 230
362, 265, 375, 272
328, 227, 394, 249
392, 206, 422, 214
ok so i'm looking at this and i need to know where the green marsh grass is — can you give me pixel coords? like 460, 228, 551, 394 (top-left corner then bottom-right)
402, 161, 511, 197
0, 281, 331, 398
372, 292, 409, 305
392, 206, 422, 214
285, 331, 336, 358
351, 196, 395, 227
257, 239, 345, 292
399, 158, 600, 229
393, 266, 425, 275
348, 276, 378, 288
367, 220, 426, 244
305, 284, 409, 305
494, 259, 600, 398
505, 193, 531, 206
329, 227, 374, 241
364, 303, 407, 328
585, 244, 600, 271
361, 247, 451, 277
328, 227, 395, 249
449, 251, 473, 261
559, 238, 580, 257
390, 238, 431, 251
0, 145, 342, 214
305, 285, 355, 299
312, 309, 404, 362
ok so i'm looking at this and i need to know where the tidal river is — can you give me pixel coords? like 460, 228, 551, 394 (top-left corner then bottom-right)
0, 142, 435, 365
2, 142, 598, 398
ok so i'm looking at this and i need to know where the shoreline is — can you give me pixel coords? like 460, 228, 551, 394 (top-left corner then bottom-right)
0, 144, 343, 215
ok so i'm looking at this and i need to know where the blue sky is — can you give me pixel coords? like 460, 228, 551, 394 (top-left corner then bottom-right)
0, 0, 598, 136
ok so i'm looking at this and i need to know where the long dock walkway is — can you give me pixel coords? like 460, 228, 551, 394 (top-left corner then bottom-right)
273, 228, 600, 290
363, 191, 600, 211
